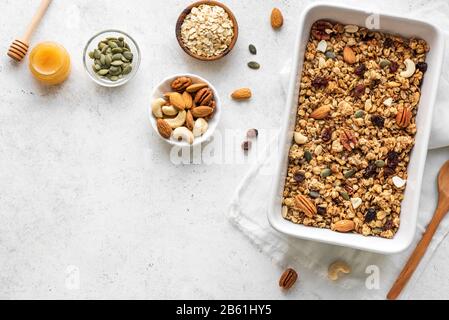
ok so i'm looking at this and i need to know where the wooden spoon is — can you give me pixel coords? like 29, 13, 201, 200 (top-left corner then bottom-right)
7, 0, 52, 62
387, 160, 449, 300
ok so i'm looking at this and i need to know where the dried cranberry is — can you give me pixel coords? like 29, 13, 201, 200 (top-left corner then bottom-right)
416, 62, 428, 73
352, 84, 365, 98
389, 61, 399, 73
321, 127, 332, 142
384, 38, 394, 48
242, 141, 252, 152
383, 167, 396, 177
383, 219, 394, 231
371, 115, 385, 128
364, 161, 378, 179
354, 64, 366, 77
387, 151, 400, 168
312, 77, 329, 89
293, 172, 305, 184
365, 208, 377, 223
317, 206, 327, 215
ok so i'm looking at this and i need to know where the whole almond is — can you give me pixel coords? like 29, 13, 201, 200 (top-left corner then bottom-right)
310, 105, 331, 120
279, 268, 298, 290
271, 8, 284, 29
191, 106, 214, 118
167, 92, 186, 111
231, 88, 252, 100
186, 111, 194, 131
343, 47, 356, 65
157, 119, 173, 139
182, 91, 193, 109
333, 220, 355, 233
186, 83, 209, 93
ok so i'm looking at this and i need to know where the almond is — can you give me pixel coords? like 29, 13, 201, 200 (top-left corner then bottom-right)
310, 105, 331, 120
293, 194, 317, 218
396, 107, 412, 128
167, 92, 186, 111
186, 83, 209, 93
231, 88, 252, 100
182, 91, 193, 109
186, 110, 194, 131
271, 8, 284, 29
156, 119, 173, 139
333, 220, 355, 233
191, 106, 214, 118
343, 46, 356, 64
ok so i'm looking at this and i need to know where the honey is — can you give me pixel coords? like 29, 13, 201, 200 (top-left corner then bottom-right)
29, 42, 71, 85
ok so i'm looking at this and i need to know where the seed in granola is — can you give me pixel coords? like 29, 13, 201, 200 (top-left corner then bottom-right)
340, 191, 350, 201
354, 110, 365, 118
344, 169, 357, 179
371, 115, 385, 128
389, 61, 399, 73
379, 59, 391, 68
317, 206, 327, 215
321, 127, 332, 142
365, 208, 377, 223
416, 62, 428, 73
304, 151, 313, 162
312, 77, 329, 89
247, 128, 259, 139
352, 84, 365, 98
325, 51, 336, 59
354, 64, 366, 77
375, 160, 386, 168
293, 172, 306, 184
364, 161, 378, 178
309, 191, 320, 199
321, 168, 332, 178
384, 38, 394, 48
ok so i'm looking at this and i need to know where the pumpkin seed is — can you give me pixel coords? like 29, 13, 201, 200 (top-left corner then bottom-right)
325, 51, 336, 59
375, 160, 386, 168
354, 110, 365, 118
321, 168, 332, 178
98, 69, 109, 76
380, 59, 391, 68
111, 60, 123, 66
304, 151, 313, 162
248, 61, 260, 70
112, 53, 123, 61
344, 169, 356, 179
109, 76, 119, 81
108, 41, 118, 49
88, 51, 95, 59
118, 37, 124, 42
93, 49, 101, 59
106, 37, 118, 41
105, 54, 112, 67
121, 56, 130, 63
249, 44, 257, 55
100, 54, 106, 65
111, 47, 123, 54
99, 42, 107, 50
122, 65, 132, 75
340, 191, 350, 201
309, 191, 321, 199
123, 52, 133, 60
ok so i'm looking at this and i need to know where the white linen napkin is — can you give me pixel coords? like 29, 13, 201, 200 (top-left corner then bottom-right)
228, 2, 449, 299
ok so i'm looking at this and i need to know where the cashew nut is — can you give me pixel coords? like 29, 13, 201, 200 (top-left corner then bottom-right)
400, 59, 416, 78
294, 132, 308, 145
162, 105, 178, 116
164, 111, 186, 129
151, 98, 165, 118
328, 261, 351, 281
172, 127, 194, 144
192, 118, 209, 137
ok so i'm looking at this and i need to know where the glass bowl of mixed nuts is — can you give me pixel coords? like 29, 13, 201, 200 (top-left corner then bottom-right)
175, 1, 238, 61
83, 30, 141, 87
149, 74, 221, 147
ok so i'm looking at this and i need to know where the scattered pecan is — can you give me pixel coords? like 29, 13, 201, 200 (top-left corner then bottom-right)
279, 268, 298, 290
396, 107, 412, 128
340, 129, 357, 151
171, 77, 192, 92
294, 194, 317, 218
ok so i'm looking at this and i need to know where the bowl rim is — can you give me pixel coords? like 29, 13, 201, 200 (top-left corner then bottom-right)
83, 29, 141, 88
149, 73, 222, 147
175, 0, 239, 61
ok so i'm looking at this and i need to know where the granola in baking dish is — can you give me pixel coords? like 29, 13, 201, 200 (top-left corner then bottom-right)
282, 20, 429, 239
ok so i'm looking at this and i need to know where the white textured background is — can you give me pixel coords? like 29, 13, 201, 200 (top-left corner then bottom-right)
0, 0, 448, 299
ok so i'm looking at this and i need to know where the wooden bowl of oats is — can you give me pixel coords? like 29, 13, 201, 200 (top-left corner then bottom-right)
175, 1, 239, 61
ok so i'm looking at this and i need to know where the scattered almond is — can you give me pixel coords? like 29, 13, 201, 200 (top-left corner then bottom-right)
310, 105, 331, 120
156, 119, 173, 139
343, 46, 356, 64
333, 220, 355, 233
271, 8, 284, 29
231, 88, 252, 100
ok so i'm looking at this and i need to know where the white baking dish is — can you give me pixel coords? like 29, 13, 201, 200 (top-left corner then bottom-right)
268, 3, 445, 254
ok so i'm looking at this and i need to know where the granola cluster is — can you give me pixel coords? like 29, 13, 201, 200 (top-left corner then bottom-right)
282, 20, 429, 239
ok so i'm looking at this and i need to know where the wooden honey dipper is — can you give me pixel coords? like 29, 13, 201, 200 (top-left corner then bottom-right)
7, 0, 52, 62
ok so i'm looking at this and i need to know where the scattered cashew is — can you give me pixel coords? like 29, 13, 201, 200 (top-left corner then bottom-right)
162, 105, 178, 116
192, 118, 209, 137
172, 127, 194, 144
328, 261, 351, 281
151, 98, 165, 118
400, 59, 416, 78
165, 110, 186, 129
294, 132, 308, 145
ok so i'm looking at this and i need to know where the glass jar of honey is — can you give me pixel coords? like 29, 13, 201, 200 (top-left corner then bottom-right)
29, 42, 71, 85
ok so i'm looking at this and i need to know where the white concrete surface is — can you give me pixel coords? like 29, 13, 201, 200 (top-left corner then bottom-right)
0, 0, 448, 299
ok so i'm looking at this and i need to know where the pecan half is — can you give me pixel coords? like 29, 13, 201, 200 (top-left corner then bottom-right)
340, 129, 357, 151
279, 268, 298, 290
294, 194, 317, 218
171, 77, 192, 92
194, 88, 213, 106
396, 107, 412, 128
311, 20, 333, 40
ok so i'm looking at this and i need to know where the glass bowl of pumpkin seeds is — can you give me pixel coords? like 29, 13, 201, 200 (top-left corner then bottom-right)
83, 30, 141, 87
